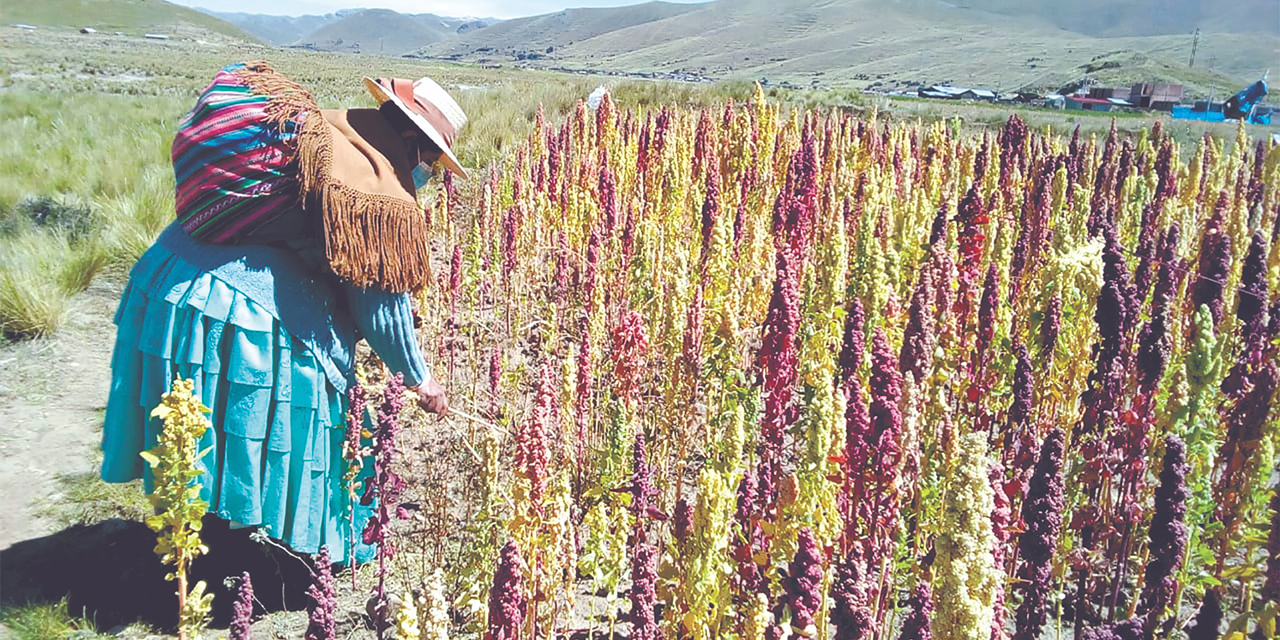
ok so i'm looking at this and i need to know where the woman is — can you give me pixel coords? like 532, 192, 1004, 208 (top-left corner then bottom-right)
100, 63, 464, 563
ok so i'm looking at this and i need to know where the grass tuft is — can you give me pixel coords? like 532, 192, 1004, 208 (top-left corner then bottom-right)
0, 195, 95, 241
0, 233, 76, 339
38, 471, 152, 529
0, 599, 110, 640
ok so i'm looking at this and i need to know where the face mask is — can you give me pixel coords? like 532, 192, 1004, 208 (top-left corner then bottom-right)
412, 163, 433, 190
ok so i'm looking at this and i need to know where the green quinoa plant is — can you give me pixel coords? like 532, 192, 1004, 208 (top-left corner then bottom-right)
140, 378, 214, 640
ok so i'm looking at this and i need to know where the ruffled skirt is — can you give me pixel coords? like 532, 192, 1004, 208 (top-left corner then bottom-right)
101, 243, 373, 564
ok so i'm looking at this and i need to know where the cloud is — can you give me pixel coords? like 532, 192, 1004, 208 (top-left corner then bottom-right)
182, 0, 709, 19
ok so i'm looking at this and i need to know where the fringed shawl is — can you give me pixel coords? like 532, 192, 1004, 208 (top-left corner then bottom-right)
177, 61, 432, 292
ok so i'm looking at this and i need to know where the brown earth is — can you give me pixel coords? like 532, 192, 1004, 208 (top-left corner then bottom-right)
0, 277, 121, 551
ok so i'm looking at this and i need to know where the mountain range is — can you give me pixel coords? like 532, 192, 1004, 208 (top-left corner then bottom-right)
411, 0, 1277, 93
8, 0, 1274, 95
206, 7, 499, 54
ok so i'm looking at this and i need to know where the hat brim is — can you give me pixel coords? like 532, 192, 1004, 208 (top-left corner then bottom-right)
363, 77, 467, 179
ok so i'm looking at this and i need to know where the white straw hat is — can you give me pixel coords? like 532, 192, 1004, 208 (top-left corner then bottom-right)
364, 76, 468, 178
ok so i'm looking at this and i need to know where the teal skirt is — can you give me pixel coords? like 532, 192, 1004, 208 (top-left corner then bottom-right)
101, 243, 374, 564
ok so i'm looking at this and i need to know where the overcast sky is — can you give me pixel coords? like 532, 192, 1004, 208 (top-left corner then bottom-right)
178, 0, 710, 19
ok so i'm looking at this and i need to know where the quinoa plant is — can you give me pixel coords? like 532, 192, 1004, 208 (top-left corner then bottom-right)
360, 374, 410, 638
1012, 428, 1065, 640
933, 432, 999, 640
489, 540, 527, 640
140, 378, 215, 640
305, 547, 337, 640
229, 572, 253, 640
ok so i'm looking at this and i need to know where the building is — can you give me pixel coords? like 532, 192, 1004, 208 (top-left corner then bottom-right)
963, 88, 998, 101
916, 85, 997, 101
1065, 95, 1132, 112
1129, 83, 1184, 110
1088, 87, 1127, 100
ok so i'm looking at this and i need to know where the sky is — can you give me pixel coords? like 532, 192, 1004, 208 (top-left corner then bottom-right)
176, 0, 710, 20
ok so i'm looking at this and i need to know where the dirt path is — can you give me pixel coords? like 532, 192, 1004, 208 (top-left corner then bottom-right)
0, 278, 121, 550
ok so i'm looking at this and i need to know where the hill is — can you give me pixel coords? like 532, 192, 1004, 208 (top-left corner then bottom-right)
296, 10, 499, 55
939, 0, 1280, 37
0, 0, 254, 41
433, 1, 700, 58
416, 0, 1275, 94
204, 10, 341, 45
210, 8, 500, 55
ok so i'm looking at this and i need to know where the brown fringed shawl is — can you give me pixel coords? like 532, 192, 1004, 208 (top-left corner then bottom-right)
233, 62, 432, 292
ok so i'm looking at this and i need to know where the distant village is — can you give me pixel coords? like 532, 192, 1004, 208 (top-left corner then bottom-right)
916, 81, 1182, 111
910, 80, 1275, 125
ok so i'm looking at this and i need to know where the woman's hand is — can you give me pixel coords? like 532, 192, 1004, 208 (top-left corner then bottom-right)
412, 378, 449, 416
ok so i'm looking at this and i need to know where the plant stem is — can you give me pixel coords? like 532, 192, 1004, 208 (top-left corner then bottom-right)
177, 565, 188, 640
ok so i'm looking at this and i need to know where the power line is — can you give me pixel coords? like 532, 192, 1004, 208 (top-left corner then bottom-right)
1189, 28, 1200, 68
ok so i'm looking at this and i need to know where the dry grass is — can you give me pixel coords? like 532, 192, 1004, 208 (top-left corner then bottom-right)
37, 468, 151, 529
0, 234, 77, 338
0, 87, 179, 338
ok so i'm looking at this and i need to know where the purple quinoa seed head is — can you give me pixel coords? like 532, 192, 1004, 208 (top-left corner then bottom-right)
830, 559, 874, 640
1236, 230, 1269, 326
673, 497, 694, 545
488, 540, 527, 640
784, 528, 824, 630
230, 571, 254, 640
1185, 588, 1222, 640
1191, 198, 1232, 326
1138, 435, 1190, 621
1012, 428, 1065, 640
1136, 310, 1171, 391
305, 547, 337, 640
1081, 619, 1144, 640
629, 539, 661, 640
898, 581, 934, 640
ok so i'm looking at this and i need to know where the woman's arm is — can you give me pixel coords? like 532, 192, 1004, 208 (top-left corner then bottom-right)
342, 283, 432, 387
338, 283, 448, 416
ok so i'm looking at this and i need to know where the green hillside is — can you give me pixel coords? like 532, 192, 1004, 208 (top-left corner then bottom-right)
295, 9, 458, 55
1, 0, 255, 41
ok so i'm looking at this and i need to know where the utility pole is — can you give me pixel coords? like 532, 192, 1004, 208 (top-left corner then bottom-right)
1189, 27, 1200, 68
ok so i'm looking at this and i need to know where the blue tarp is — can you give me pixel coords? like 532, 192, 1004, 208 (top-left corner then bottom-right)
1172, 78, 1272, 125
